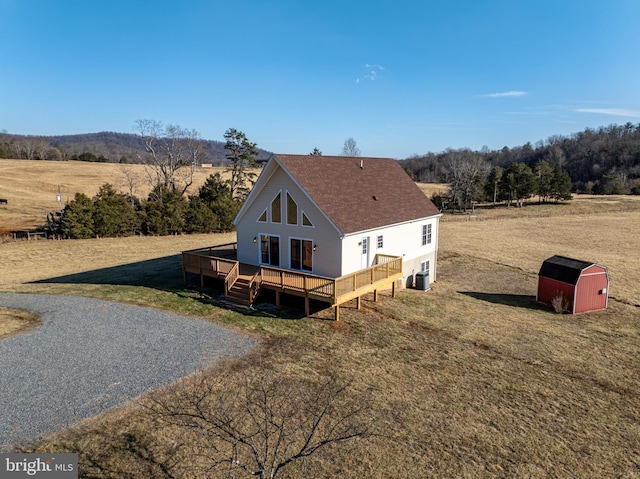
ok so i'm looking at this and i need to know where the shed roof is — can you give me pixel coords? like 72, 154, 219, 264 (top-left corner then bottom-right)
538, 255, 595, 285
274, 154, 441, 235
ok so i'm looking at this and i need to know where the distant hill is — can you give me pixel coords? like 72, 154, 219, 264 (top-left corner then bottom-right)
400, 122, 640, 194
0, 131, 273, 165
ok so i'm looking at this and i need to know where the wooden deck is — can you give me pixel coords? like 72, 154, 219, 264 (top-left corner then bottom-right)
182, 244, 403, 319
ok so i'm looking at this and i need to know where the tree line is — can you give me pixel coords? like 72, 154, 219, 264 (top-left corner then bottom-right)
429, 154, 573, 212
401, 122, 640, 196
46, 125, 258, 239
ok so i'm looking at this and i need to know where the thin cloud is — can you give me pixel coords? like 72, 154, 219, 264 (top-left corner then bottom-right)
356, 64, 386, 83
575, 108, 640, 118
477, 91, 529, 98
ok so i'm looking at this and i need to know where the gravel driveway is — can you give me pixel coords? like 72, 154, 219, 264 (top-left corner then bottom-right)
0, 293, 255, 448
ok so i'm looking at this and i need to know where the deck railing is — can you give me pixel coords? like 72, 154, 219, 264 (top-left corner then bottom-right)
259, 254, 402, 305
224, 262, 239, 296
182, 243, 238, 285
334, 255, 403, 302
260, 267, 336, 300
182, 245, 402, 307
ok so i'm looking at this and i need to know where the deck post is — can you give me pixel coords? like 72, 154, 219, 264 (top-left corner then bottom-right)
276, 290, 281, 307
334, 305, 340, 321
373, 290, 378, 302
392, 281, 396, 298
305, 296, 310, 316
356, 296, 360, 310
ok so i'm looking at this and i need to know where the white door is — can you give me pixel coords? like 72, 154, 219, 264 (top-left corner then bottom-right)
361, 236, 369, 269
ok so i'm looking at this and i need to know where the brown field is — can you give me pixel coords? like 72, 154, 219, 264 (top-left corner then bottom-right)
0, 159, 246, 233
416, 181, 450, 197
1, 163, 639, 477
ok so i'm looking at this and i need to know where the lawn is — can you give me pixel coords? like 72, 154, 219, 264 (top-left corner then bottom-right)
1, 194, 638, 478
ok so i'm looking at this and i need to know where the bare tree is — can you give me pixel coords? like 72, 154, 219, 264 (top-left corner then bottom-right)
16, 137, 48, 160
146, 368, 375, 479
119, 164, 143, 207
447, 150, 490, 212
134, 119, 205, 195
341, 137, 361, 157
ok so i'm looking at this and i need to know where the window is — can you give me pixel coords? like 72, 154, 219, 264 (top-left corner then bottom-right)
287, 192, 298, 225
302, 212, 313, 227
421, 260, 430, 273
271, 192, 281, 223
422, 224, 432, 246
290, 238, 313, 272
260, 235, 280, 266
377, 235, 383, 249
258, 209, 267, 222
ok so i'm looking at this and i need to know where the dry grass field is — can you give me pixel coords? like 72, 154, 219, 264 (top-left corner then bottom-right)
1, 162, 639, 477
0, 159, 244, 233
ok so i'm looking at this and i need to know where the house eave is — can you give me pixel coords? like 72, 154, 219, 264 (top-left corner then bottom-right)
340, 213, 443, 238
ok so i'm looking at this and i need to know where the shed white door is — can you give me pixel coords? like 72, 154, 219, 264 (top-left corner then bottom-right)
361, 236, 370, 269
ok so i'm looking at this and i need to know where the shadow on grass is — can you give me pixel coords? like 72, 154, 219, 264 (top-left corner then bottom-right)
29, 254, 326, 320
459, 291, 546, 310
31, 254, 186, 290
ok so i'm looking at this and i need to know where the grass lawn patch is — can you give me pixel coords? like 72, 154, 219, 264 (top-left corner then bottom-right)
0, 307, 40, 339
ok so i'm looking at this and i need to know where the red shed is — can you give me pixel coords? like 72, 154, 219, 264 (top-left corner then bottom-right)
537, 255, 609, 314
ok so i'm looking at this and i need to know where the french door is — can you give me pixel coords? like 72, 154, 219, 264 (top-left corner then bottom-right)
290, 238, 313, 272
260, 235, 280, 267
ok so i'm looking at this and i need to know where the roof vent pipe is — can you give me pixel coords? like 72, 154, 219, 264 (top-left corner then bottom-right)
360, 159, 363, 169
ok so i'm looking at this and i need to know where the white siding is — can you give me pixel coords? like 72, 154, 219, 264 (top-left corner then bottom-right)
236, 166, 343, 278
341, 215, 440, 284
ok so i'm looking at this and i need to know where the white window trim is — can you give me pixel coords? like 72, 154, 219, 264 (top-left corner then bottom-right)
301, 210, 315, 228
289, 236, 314, 272
269, 190, 282, 224
286, 190, 299, 225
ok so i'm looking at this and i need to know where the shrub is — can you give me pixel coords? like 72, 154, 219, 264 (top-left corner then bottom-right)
551, 293, 570, 314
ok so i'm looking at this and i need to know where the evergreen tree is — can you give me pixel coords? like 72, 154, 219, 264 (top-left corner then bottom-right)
534, 160, 554, 203
193, 173, 240, 231
224, 128, 258, 201
484, 166, 503, 204
186, 197, 219, 233
500, 162, 537, 207
142, 186, 188, 235
550, 167, 573, 202
93, 183, 139, 237
60, 193, 95, 239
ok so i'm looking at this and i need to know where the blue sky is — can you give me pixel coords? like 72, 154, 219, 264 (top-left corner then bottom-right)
1, 0, 639, 158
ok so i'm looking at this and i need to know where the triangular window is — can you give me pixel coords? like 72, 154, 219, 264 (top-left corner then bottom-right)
302, 212, 313, 227
258, 209, 267, 222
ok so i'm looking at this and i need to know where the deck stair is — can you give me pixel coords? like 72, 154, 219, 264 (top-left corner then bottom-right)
225, 264, 261, 307
225, 274, 253, 306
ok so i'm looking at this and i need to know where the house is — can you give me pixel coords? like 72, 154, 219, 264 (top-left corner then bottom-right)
537, 255, 609, 314
182, 154, 441, 319
233, 154, 441, 284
